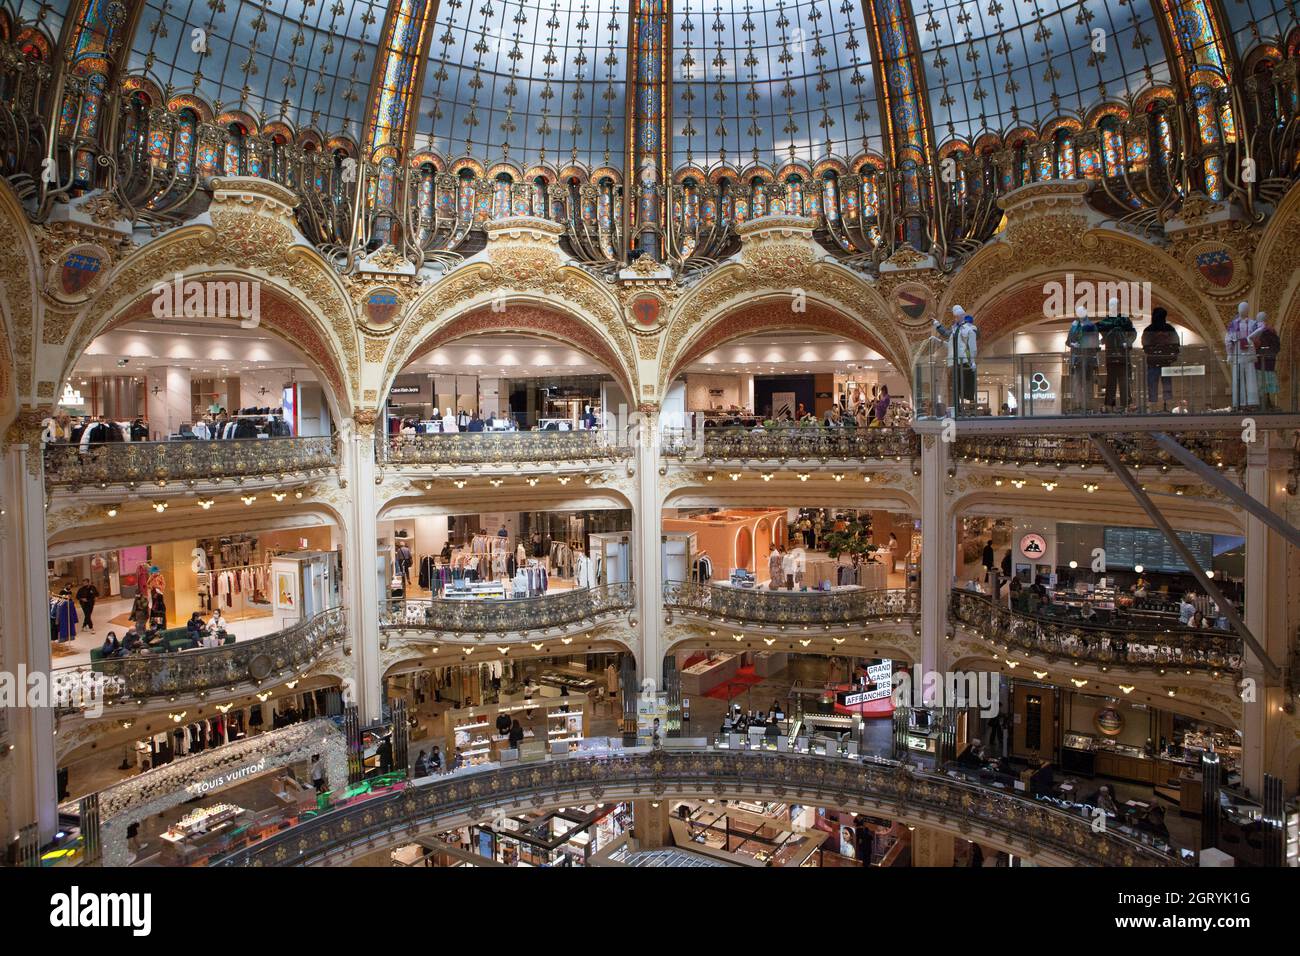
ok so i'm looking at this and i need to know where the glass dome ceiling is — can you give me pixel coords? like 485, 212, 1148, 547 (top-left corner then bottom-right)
21, 0, 1294, 169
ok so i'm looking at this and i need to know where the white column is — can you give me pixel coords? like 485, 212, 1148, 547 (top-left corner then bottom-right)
636, 409, 663, 688
344, 414, 383, 723
919, 432, 950, 676
1241, 433, 1288, 796
0, 413, 58, 843
147, 366, 191, 440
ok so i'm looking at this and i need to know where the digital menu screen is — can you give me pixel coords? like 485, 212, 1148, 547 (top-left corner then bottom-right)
1102, 526, 1214, 573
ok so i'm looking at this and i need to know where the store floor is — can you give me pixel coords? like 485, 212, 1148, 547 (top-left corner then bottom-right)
50, 593, 299, 667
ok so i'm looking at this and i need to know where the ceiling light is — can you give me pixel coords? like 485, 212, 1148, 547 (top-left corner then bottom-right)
1068, 560, 1077, 569
197, 498, 214, 509
1033, 670, 1048, 679
241, 495, 256, 505
271, 492, 286, 501
104, 505, 119, 518
152, 500, 167, 513
1118, 685, 1135, 694
1070, 679, 1088, 688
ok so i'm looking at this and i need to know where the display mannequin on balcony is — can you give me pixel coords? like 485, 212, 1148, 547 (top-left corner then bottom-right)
1249, 311, 1280, 412
1226, 301, 1261, 410
934, 305, 978, 414
1066, 305, 1100, 413
1098, 297, 1136, 411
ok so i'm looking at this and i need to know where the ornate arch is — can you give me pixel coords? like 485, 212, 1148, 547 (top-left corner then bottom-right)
938, 195, 1222, 354
0, 178, 38, 416
660, 219, 910, 389
1254, 179, 1300, 360
382, 223, 639, 401
47, 179, 358, 417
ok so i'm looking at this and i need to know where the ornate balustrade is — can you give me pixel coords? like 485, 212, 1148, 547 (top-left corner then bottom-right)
661, 426, 920, 464
952, 431, 1246, 471
949, 590, 1242, 675
43, 437, 338, 490
665, 581, 918, 628
378, 431, 631, 468
54, 607, 346, 707
210, 748, 1179, 867
380, 583, 634, 636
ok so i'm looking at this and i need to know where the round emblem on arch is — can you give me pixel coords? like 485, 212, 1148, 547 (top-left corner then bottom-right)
891, 282, 933, 328
362, 287, 404, 331
629, 293, 664, 330
49, 243, 110, 303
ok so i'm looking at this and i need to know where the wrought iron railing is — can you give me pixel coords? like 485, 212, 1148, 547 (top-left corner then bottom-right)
53, 607, 346, 706
380, 583, 634, 635
378, 430, 631, 467
665, 581, 918, 628
210, 748, 1180, 867
949, 590, 1242, 675
660, 425, 920, 463
43, 436, 338, 489
952, 431, 1247, 471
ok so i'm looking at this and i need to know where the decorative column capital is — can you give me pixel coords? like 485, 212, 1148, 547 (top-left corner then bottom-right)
351, 409, 380, 438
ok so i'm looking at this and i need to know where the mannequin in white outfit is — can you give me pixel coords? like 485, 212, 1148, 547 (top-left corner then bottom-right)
1226, 301, 1260, 410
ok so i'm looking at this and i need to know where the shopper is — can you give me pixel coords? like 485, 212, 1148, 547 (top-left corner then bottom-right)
100, 632, 121, 658
1178, 593, 1197, 625
149, 590, 167, 628
981, 540, 995, 583
75, 578, 99, 631
413, 750, 429, 777
451, 747, 465, 770
872, 384, 891, 426
186, 612, 205, 641
508, 719, 525, 750
310, 754, 327, 793
1140, 307, 1181, 408
429, 746, 442, 773
130, 592, 149, 629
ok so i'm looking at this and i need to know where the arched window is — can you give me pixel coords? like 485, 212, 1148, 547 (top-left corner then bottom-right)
224, 123, 247, 176
174, 108, 198, 175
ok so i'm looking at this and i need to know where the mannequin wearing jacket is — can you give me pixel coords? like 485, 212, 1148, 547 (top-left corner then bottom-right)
1249, 312, 1281, 411
1098, 298, 1137, 410
933, 305, 978, 414
1066, 305, 1100, 413
1226, 301, 1260, 410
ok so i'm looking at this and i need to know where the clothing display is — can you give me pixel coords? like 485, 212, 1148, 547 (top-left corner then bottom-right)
212, 564, 271, 607
1227, 306, 1261, 409
50, 596, 77, 642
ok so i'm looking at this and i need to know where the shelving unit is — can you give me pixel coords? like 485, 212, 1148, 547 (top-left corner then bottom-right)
443, 696, 587, 761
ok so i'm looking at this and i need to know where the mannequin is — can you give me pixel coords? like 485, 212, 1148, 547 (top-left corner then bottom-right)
1249, 311, 1281, 411
1098, 296, 1137, 411
768, 547, 784, 589
1226, 301, 1260, 410
1066, 305, 1100, 413
933, 305, 978, 413
442, 406, 459, 433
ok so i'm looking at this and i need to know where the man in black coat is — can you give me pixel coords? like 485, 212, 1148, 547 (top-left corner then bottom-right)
75, 578, 99, 631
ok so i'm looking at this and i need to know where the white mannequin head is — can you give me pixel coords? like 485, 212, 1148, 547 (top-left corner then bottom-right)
1238, 301, 1249, 318
1075, 305, 1089, 321
1256, 310, 1268, 326
952, 305, 964, 320
1108, 297, 1120, 316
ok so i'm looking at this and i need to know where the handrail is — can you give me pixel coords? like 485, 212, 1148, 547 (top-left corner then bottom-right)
949, 589, 1242, 674
952, 431, 1246, 471
664, 581, 919, 627
43, 436, 338, 488
378, 430, 631, 466
209, 747, 1181, 867
52, 607, 347, 706
661, 425, 919, 462
380, 583, 634, 635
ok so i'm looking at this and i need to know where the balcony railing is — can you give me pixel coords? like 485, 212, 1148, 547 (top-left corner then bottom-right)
380, 583, 634, 636
661, 425, 920, 463
54, 607, 347, 706
952, 431, 1247, 471
210, 748, 1180, 867
43, 436, 338, 489
950, 590, 1242, 674
378, 431, 631, 467
914, 345, 1297, 420
665, 581, 919, 628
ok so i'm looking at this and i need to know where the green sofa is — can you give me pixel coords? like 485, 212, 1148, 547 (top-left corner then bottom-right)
90, 627, 232, 669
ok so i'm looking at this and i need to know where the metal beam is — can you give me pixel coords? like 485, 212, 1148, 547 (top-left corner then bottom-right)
1090, 435, 1280, 681
1151, 432, 1300, 551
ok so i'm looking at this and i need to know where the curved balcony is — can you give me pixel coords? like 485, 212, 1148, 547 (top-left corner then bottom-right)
210, 748, 1179, 867
377, 431, 631, 471
665, 581, 918, 630
661, 425, 920, 466
379, 583, 634, 640
952, 431, 1246, 472
43, 437, 338, 493
54, 608, 346, 708
949, 590, 1242, 675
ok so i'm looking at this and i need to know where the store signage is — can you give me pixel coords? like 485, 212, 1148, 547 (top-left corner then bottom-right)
1094, 706, 1125, 737
1161, 365, 1206, 378
1019, 533, 1047, 559
184, 757, 267, 796
389, 385, 421, 395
